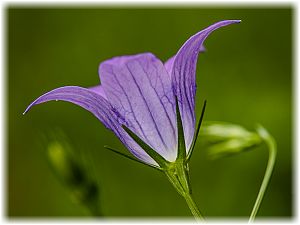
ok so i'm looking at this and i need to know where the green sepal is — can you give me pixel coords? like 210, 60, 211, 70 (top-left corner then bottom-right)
104, 145, 162, 171
175, 95, 186, 160
165, 162, 191, 195
186, 100, 207, 162
122, 125, 169, 169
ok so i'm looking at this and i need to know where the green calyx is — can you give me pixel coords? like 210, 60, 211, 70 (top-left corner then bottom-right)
121, 123, 196, 214
121, 123, 193, 197
119, 96, 197, 194
120, 97, 206, 169
164, 160, 191, 195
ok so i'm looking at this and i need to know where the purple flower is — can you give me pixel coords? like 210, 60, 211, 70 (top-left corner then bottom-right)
24, 20, 240, 167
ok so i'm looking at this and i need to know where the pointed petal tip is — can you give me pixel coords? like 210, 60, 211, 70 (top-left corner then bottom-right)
23, 95, 50, 115
221, 19, 241, 23
23, 103, 34, 115
216, 19, 241, 26
229, 19, 241, 23
209, 20, 241, 29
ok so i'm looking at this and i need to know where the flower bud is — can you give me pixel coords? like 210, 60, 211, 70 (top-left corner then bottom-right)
200, 122, 262, 159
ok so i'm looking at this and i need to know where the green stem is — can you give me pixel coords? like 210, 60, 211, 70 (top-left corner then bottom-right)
249, 125, 277, 222
165, 162, 205, 221
183, 193, 205, 221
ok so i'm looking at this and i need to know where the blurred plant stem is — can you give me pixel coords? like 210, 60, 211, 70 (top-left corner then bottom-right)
249, 125, 277, 222
200, 122, 277, 221
46, 133, 102, 217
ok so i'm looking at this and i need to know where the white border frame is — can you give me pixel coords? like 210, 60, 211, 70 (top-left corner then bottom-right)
1, 1, 297, 225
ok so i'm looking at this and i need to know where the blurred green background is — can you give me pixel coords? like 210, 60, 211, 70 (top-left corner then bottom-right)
8, 6, 293, 218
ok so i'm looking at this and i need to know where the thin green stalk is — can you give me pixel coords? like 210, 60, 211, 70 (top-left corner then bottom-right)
165, 162, 205, 221
183, 193, 205, 221
249, 125, 277, 222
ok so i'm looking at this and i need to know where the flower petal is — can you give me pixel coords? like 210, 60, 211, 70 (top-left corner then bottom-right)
99, 53, 178, 162
169, 20, 241, 151
164, 45, 206, 77
88, 85, 107, 99
24, 86, 157, 165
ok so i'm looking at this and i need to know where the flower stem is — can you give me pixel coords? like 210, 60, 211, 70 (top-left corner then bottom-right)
165, 162, 205, 221
249, 125, 277, 222
183, 193, 205, 221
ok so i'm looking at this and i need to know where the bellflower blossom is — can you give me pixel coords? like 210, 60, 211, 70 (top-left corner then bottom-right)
24, 20, 240, 167
24, 20, 279, 220
24, 20, 241, 219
